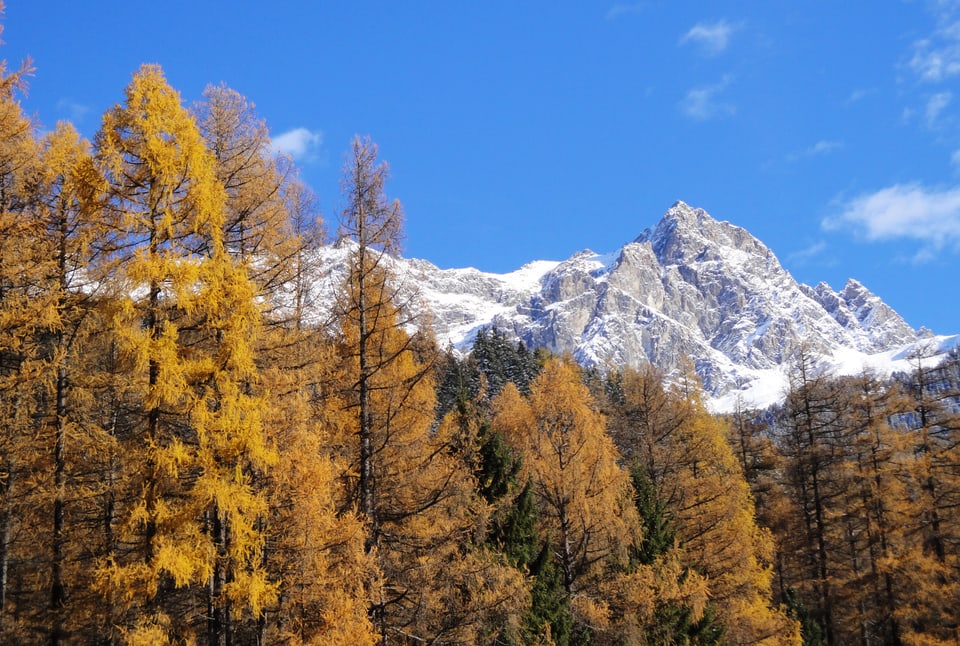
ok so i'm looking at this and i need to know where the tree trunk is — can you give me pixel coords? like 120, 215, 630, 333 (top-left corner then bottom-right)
0, 458, 12, 629
50, 364, 67, 646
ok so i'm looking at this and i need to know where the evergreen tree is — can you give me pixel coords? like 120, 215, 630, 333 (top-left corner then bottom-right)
525, 539, 574, 646
472, 413, 577, 645
434, 348, 482, 421
471, 327, 540, 401
630, 465, 674, 567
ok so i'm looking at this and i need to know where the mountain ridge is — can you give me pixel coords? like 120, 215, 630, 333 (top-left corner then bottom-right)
310, 201, 957, 411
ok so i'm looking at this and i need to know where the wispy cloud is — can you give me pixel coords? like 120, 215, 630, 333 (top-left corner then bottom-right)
825, 183, 960, 261
952, 149, 960, 168
897, 5, 960, 154
788, 139, 843, 162
605, 3, 647, 20
679, 20, 739, 56
808, 140, 843, 155
908, 19, 960, 82
925, 91, 953, 127
680, 76, 735, 121
56, 98, 92, 124
903, 0, 960, 84
270, 127, 324, 162
845, 87, 877, 105
787, 240, 828, 265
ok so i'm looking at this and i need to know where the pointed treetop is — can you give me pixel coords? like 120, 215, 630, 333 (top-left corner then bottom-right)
338, 135, 404, 255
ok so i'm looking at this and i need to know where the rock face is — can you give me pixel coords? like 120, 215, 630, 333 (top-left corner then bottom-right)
311, 201, 926, 406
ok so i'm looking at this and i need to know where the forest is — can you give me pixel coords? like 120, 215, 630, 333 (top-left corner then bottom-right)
1, 8, 960, 645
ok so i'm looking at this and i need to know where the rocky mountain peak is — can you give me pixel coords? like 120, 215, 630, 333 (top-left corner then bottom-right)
309, 202, 947, 411
636, 200, 778, 273
840, 278, 872, 306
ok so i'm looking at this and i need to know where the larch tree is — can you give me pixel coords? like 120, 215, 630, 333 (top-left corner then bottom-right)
603, 367, 715, 643
895, 347, 960, 643
775, 344, 846, 646
828, 372, 910, 645
192, 82, 306, 317
92, 64, 275, 644
491, 358, 653, 642
337, 257, 524, 644
333, 136, 524, 643
32, 120, 107, 644
250, 188, 374, 643
193, 82, 370, 645
760, 354, 960, 645
335, 135, 404, 545
257, 341, 376, 645
671, 393, 799, 645
0, 24, 54, 641
608, 365, 799, 645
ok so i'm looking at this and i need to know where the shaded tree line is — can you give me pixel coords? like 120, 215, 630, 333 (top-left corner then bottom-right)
729, 344, 960, 646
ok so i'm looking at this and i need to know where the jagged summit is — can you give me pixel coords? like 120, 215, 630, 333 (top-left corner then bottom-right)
638, 200, 778, 270
310, 202, 953, 411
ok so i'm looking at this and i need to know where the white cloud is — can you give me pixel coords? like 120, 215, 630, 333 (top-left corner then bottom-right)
907, 3, 960, 83
606, 3, 647, 20
679, 20, 738, 56
952, 149, 960, 168
270, 127, 324, 162
926, 91, 953, 127
825, 183, 960, 260
901, 7, 960, 154
680, 77, 735, 120
910, 32, 960, 82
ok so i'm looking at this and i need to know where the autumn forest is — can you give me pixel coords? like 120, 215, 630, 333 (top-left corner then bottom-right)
1, 8, 959, 645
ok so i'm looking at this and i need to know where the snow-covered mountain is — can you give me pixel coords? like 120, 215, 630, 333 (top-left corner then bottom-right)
310, 201, 959, 411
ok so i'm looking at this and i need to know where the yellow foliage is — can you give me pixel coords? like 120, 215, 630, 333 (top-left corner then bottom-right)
494, 358, 645, 636
610, 366, 800, 644
152, 530, 214, 588
121, 613, 177, 646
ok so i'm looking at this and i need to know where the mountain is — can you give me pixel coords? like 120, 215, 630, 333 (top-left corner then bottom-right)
310, 201, 958, 411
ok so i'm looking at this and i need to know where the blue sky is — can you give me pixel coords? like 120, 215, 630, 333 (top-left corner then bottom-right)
5, 1, 959, 334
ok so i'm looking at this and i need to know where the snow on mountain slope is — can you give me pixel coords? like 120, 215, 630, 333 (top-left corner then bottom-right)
308, 201, 957, 412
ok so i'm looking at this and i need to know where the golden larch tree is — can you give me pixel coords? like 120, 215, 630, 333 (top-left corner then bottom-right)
492, 357, 655, 640
333, 137, 524, 643
610, 365, 800, 645
92, 64, 275, 644
0, 21, 53, 640
193, 82, 305, 314
33, 120, 107, 644
895, 349, 960, 644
